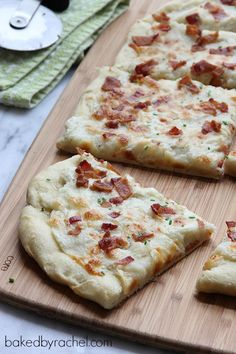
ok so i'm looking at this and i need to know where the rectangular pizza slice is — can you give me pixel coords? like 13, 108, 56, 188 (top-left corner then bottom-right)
19, 152, 215, 309
154, 0, 236, 33
197, 221, 236, 296
115, 14, 236, 89
57, 66, 236, 179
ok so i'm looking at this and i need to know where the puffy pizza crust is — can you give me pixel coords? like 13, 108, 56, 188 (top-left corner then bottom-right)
224, 151, 236, 177
156, 0, 236, 32
20, 152, 215, 309
57, 66, 236, 179
115, 17, 236, 89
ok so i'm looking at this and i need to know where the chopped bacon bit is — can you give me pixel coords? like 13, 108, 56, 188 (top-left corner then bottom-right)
151, 203, 176, 216
102, 132, 116, 140
77, 160, 92, 172
186, 24, 201, 38
132, 232, 154, 242
129, 42, 142, 54
152, 12, 170, 22
186, 13, 201, 25
112, 177, 132, 200
200, 101, 217, 116
76, 176, 89, 188
76, 160, 107, 181
196, 32, 219, 47
129, 90, 145, 101
153, 95, 170, 107
102, 76, 121, 91
226, 221, 236, 241
191, 60, 217, 75
169, 60, 187, 71
157, 23, 171, 32
226, 221, 236, 228
119, 134, 129, 145
130, 59, 157, 82
223, 62, 236, 70
210, 46, 236, 56
221, 0, 236, 5
167, 126, 183, 136
132, 34, 159, 46
109, 196, 124, 205
90, 180, 113, 192
116, 256, 134, 266
105, 120, 119, 129
204, 2, 228, 20
209, 98, 228, 113
202, 120, 221, 134
68, 224, 82, 236
101, 200, 112, 208
109, 212, 121, 219
98, 235, 127, 253
134, 101, 151, 109
101, 223, 118, 231
69, 215, 82, 224
178, 75, 200, 94
84, 260, 103, 276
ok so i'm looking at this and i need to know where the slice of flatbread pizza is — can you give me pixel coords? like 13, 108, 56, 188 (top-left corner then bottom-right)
115, 15, 236, 89
197, 221, 236, 296
224, 151, 236, 177
20, 152, 215, 309
154, 0, 236, 32
57, 67, 236, 179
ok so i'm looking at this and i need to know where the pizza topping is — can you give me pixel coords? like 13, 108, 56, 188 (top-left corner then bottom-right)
186, 13, 201, 25
151, 203, 176, 216
76, 176, 89, 188
98, 234, 128, 253
202, 120, 222, 134
134, 101, 151, 109
112, 177, 132, 199
186, 24, 201, 38
102, 76, 121, 91
209, 46, 236, 56
153, 96, 170, 106
105, 120, 119, 129
178, 76, 200, 94
167, 126, 183, 136
223, 62, 236, 70
192, 32, 219, 52
209, 98, 228, 113
68, 224, 82, 236
102, 132, 116, 140
132, 34, 159, 46
90, 180, 113, 192
116, 256, 134, 265
109, 212, 121, 218
226, 221, 236, 228
118, 134, 129, 145
191, 60, 224, 86
157, 23, 171, 32
220, 0, 236, 5
132, 232, 154, 242
130, 59, 157, 82
226, 221, 236, 241
84, 259, 103, 276
76, 160, 107, 180
169, 60, 187, 71
101, 223, 118, 231
68, 215, 82, 224
204, 2, 228, 20
152, 12, 170, 22
109, 196, 124, 205
199, 98, 228, 116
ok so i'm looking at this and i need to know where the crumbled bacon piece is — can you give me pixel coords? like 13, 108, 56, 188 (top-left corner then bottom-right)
132, 232, 154, 242
90, 180, 113, 192
109, 212, 121, 219
132, 34, 159, 46
186, 24, 201, 38
195, 32, 219, 48
102, 76, 121, 91
76, 176, 89, 188
226, 221, 236, 228
118, 134, 129, 145
134, 101, 151, 109
105, 120, 119, 129
153, 95, 170, 106
68, 224, 82, 236
109, 196, 124, 205
169, 60, 187, 71
199, 101, 217, 116
204, 2, 228, 20
202, 120, 222, 134
223, 62, 236, 70
178, 76, 200, 94
69, 215, 82, 224
151, 203, 176, 216
226, 221, 236, 241
116, 256, 134, 266
76, 160, 107, 180
101, 223, 118, 231
210, 46, 236, 56
186, 13, 201, 25
98, 235, 127, 253
191, 60, 217, 75
167, 127, 183, 136
157, 23, 171, 32
152, 12, 170, 22
111, 178, 132, 200
209, 98, 228, 113
221, 0, 236, 5
130, 59, 157, 82
102, 132, 116, 140
101, 200, 112, 208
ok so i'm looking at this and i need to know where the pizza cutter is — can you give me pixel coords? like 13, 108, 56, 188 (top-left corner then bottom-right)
0, 0, 64, 51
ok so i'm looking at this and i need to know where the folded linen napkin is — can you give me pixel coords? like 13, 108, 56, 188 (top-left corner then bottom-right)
0, 0, 129, 108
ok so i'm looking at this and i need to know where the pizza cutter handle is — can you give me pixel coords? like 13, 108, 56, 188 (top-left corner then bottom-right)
9, 0, 42, 29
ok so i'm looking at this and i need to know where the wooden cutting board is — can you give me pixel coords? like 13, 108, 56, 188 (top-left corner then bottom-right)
0, 0, 236, 353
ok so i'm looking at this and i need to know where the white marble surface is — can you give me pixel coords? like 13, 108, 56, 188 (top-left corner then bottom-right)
0, 69, 177, 354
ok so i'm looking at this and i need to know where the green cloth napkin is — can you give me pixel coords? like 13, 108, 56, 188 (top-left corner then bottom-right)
0, 0, 129, 108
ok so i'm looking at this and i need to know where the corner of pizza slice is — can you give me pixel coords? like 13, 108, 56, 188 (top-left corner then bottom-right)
57, 66, 236, 179
224, 151, 236, 177
19, 151, 215, 309
197, 221, 236, 296
115, 12, 236, 89
153, 0, 236, 33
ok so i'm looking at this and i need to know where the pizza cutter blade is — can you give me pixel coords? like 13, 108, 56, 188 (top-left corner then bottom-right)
0, 0, 63, 51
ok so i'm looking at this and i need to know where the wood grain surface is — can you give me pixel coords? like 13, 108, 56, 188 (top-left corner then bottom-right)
0, 1, 236, 353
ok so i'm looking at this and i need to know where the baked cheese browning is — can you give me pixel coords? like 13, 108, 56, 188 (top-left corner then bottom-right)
197, 221, 236, 296
153, 0, 236, 33
115, 15, 236, 89
20, 152, 215, 309
57, 66, 236, 179
224, 151, 236, 177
